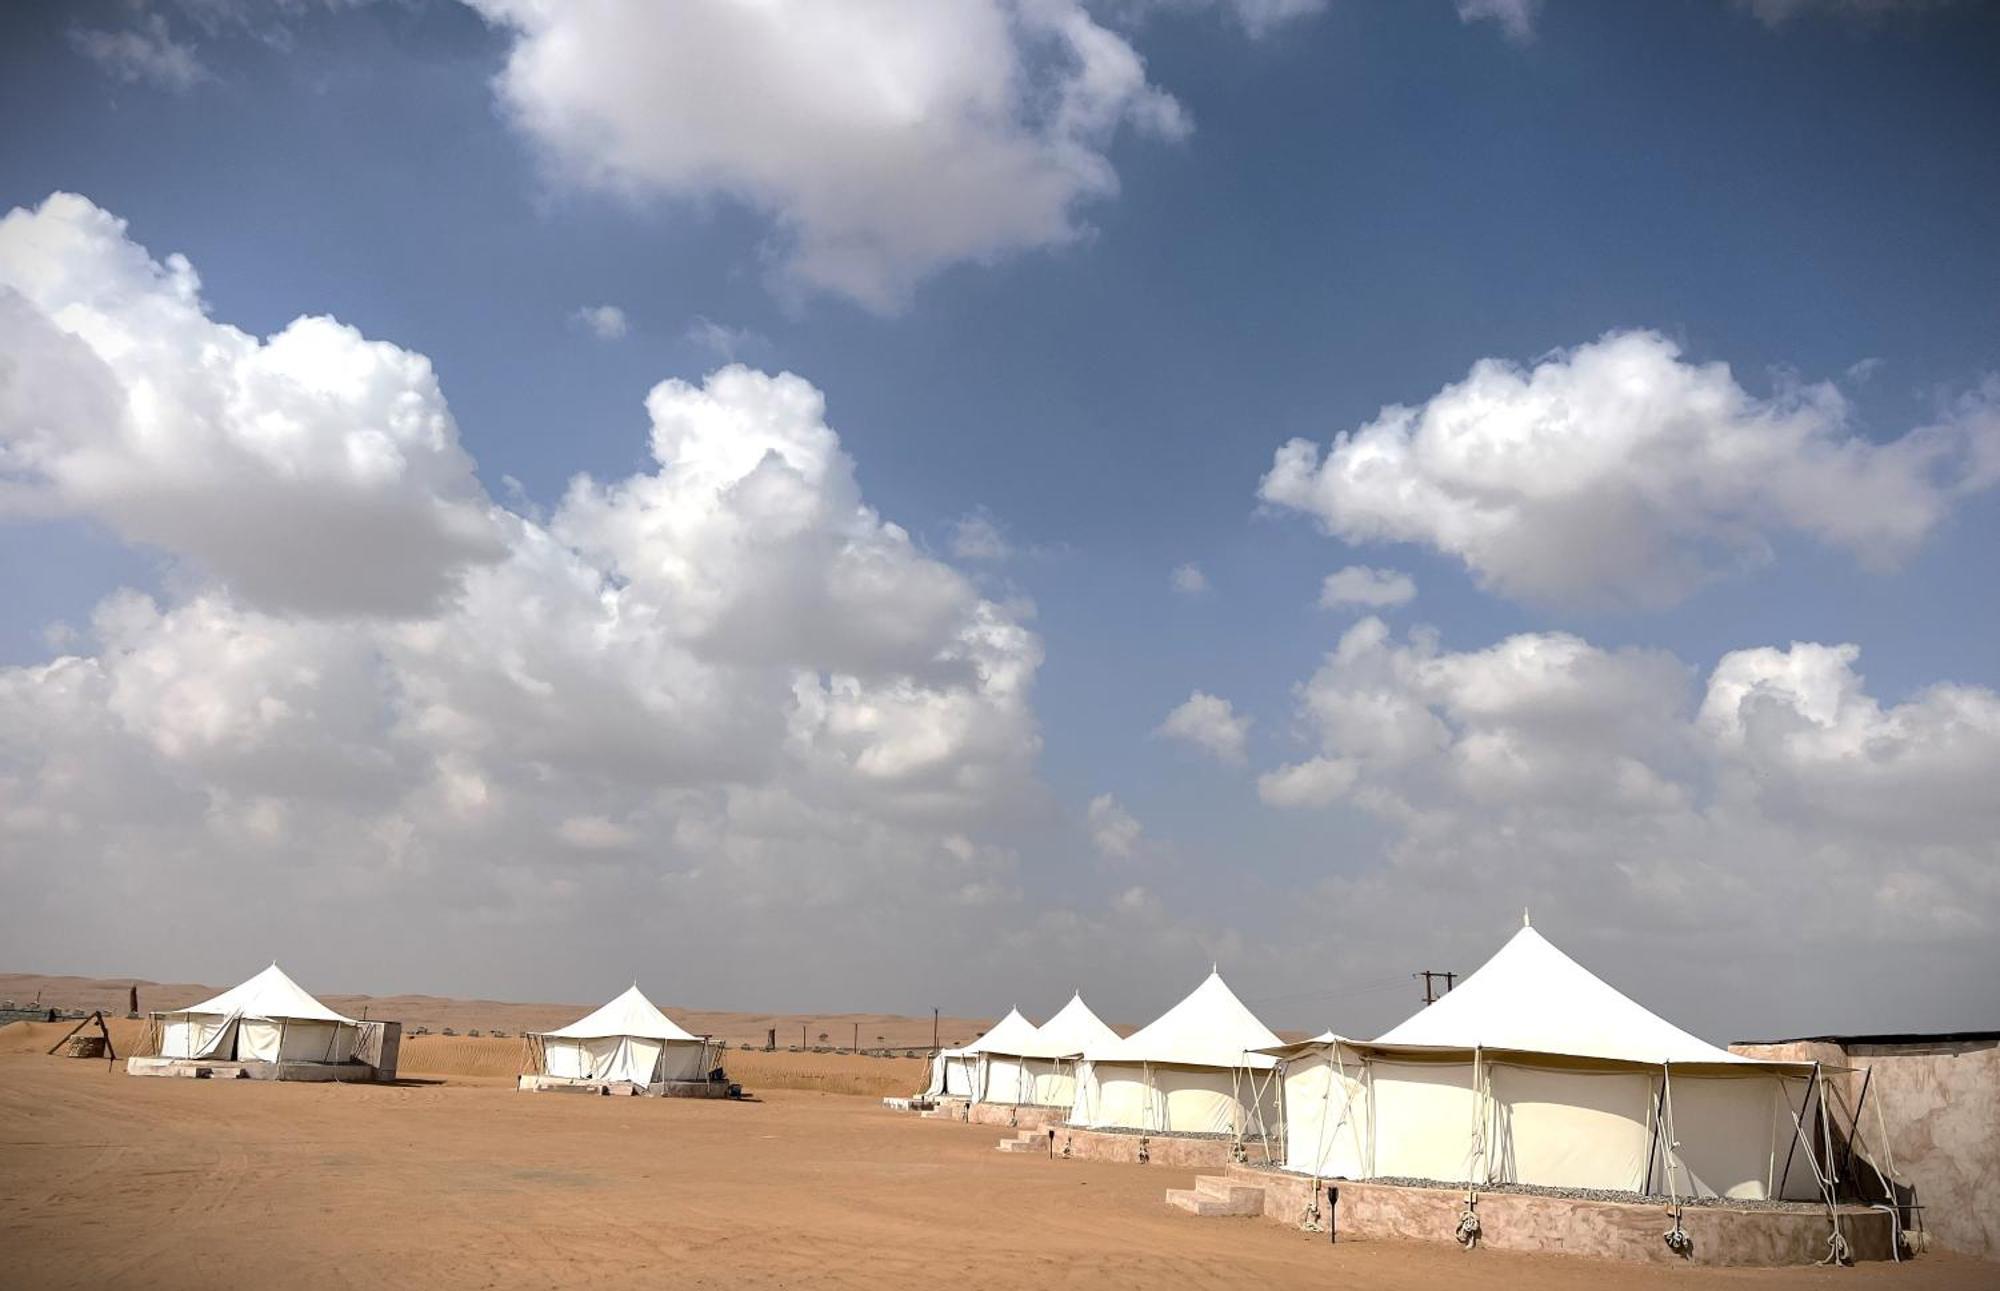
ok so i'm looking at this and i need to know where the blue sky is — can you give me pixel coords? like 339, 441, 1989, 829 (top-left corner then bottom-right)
2, 0, 1996, 1038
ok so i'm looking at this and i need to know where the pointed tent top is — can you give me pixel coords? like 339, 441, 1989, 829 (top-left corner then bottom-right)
178, 963, 356, 1025
540, 983, 701, 1043
1372, 923, 1753, 1065
993, 991, 1121, 1059
956, 1006, 1041, 1057
1523, 907, 1531, 928
1087, 968, 1280, 1069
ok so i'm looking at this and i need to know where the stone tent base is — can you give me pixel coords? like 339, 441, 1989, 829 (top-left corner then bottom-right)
1205, 1163, 1900, 1267
1024, 1124, 1273, 1170
918, 1097, 1067, 1131
517, 1074, 731, 1098
126, 1056, 389, 1083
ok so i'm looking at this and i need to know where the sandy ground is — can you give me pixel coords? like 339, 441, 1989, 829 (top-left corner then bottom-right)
4, 1018, 930, 1099
1, 1033, 1992, 1290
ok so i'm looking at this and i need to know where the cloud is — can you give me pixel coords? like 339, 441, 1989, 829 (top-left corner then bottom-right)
68, 14, 211, 93
1155, 690, 1251, 764
464, 0, 1189, 312
1255, 755, 1356, 808
1455, 0, 1541, 42
1252, 615, 2000, 1021
1087, 793, 1143, 859
1259, 330, 2000, 608
0, 193, 507, 617
571, 304, 628, 340
1169, 562, 1208, 595
1320, 565, 1416, 609
950, 510, 1014, 562
684, 316, 764, 362
0, 193, 1050, 1009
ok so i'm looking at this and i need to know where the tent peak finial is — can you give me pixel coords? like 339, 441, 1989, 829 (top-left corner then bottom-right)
1523, 907, 1531, 928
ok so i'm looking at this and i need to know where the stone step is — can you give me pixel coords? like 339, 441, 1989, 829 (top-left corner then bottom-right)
1165, 1188, 1245, 1217
1164, 1176, 1265, 1217
995, 1137, 1042, 1153
1193, 1175, 1266, 1214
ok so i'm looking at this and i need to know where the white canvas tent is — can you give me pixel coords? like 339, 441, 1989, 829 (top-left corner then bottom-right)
157, 963, 360, 1064
922, 1008, 1034, 1101
529, 985, 712, 1086
976, 993, 1121, 1108
1270, 919, 1825, 1201
1069, 969, 1282, 1138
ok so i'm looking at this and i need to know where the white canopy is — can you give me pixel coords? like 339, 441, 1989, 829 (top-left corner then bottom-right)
964, 1007, 1040, 1055
157, 963, 359, 1063
1267, 921, 1820, 1199
1086, 969, 1279, 1070
921, 1008, 1037, 1100
1004, 992, 1120, 1059
1370, 923, 1758, 1066
538, 984, 701, 1042
174, 963, 356, 1024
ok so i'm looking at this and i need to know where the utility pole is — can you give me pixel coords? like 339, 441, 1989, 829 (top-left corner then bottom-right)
1416, 970, 1458, 1005
932, 1007, 940, 1051
852, 1022, 858, 1052
801, 1024, 806, 1049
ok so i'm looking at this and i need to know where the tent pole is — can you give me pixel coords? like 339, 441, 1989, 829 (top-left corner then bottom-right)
1845, 1067, 1874, 1192
1777, 1062, 1818, 1200
1644, 1078, 1664, 1195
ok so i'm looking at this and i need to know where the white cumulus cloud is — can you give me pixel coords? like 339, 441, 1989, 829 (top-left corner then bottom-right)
1255, 755, 1356, 808
1155, 690, 1251, 764
0, 192, 1049, 1009
1251, 615, 2000, 1024
1259, 329, 1999, 608
464, 0, 1189, 311
1320, 565, 1416, 609
0, 193, 507, 617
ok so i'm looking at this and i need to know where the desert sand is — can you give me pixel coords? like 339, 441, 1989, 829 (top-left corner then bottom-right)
1, 1019, 1992, 1290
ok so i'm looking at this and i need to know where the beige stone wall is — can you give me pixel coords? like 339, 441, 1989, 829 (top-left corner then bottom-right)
1224, 1165, 1895, 1266
1732, 1037, 1999, 1262
1051, 1126, 1249, 1169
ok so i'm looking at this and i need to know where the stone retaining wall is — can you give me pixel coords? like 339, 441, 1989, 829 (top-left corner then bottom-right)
1049, 1126, 1269, 1170
1224, 1165, 1897, 1266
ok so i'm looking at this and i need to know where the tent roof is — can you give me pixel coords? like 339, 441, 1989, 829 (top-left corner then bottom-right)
175, 963, 356, 1025
539, 985, 702, 1043
984, 992, 1121, 1059
959, 1007, 1039, 1056
1370, 923, 1757, 1066
1086, 970, 1280, 1069
1026, 992, 1123, 1058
